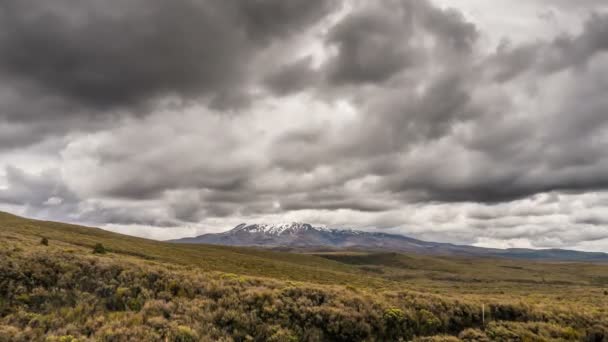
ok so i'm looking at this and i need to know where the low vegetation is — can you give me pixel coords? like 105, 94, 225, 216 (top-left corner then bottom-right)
2, 211, 608, 341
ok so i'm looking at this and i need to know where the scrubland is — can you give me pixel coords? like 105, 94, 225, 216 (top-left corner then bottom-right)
1, 211, 608, 341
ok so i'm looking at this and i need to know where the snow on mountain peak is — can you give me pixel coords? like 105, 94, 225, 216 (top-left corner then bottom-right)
231, 222, 328, 235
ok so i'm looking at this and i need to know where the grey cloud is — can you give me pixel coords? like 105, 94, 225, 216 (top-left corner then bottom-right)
488, 12, 608, 82
280, 199, 395, 213
0, 0, 336, 109
279, 189, 399, 212
168, 191, 205, 223
263, 56, 319, 96
0, 166, 85, 223
377, 72, 476, 142
422, 6, 477, 53
323, 0, 476, 85
237, 0, 338, 44
279, 8, 608, 205
0, 165, 184, 227
574, 215, 608, 226
0, 84, 111, 150
0, 0, 338, 150
324, 5, 416, 85
167, 189, 263, 221
535, 0, 608, 11
104, 172, 249, 201
0, 166, 76, 207
467, 201, 559, 221
78, 204, 181, 227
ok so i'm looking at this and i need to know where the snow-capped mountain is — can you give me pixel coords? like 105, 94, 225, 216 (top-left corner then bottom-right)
169, 222, 608, 261
231, 222, 328, 235
170, 222, 375, 248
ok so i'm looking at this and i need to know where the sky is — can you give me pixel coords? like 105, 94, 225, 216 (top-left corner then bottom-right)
1, 0, 608, 251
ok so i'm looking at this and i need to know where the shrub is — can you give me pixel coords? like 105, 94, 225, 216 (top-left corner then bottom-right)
92, 243, 107, 254
459, 328, 490, 342
418, 309, 442, 335
173, 325, 198, 342
40, 237, 49, 246
384, 308, 413, 340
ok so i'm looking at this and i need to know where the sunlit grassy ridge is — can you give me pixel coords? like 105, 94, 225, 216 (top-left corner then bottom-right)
2, 211, 608, 341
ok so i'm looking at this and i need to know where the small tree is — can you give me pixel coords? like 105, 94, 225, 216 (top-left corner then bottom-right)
93, 243, 107, 254
40, 237, 49, 246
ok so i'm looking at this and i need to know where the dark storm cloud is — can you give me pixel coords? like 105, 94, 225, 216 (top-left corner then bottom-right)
0, 0, 338, 149
323, 0, 476, 85
104, 173, 249, 201
400, 178, 608, 204
263, 57, 319, 96
281, 197, 397, 212
423, 7, 477, 53
324, 5, 416, 85
0, 83, 112, 150
574, 215, 608, 226
0, 0, 336, 109
168, 189, 282, 222
370, 71, 477, 144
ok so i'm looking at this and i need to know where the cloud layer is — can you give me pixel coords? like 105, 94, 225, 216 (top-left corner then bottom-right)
1, 0, 608, 250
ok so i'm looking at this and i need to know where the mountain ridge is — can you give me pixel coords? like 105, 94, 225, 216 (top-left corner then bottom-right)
170, 222, 608, 262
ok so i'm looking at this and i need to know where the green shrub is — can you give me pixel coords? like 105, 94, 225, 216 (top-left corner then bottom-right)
173, 325, 198, 342
384, 308, 413, 340
418, 309, 442, 335
92, 243, 107, 254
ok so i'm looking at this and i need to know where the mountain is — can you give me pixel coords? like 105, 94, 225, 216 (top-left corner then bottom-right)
170, 222, 608, 262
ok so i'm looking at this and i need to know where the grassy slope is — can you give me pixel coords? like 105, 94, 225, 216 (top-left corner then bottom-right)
3, 211, 608, 341
0, 211, 391, 288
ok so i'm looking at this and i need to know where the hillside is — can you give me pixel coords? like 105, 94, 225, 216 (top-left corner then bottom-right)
170, 222, 608, 262
2, 211, 608, 341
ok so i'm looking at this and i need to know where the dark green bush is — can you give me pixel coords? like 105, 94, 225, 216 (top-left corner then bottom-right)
92, 243, 107, 254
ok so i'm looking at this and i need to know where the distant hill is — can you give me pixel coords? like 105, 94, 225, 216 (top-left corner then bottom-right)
170, 222, 608, 262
